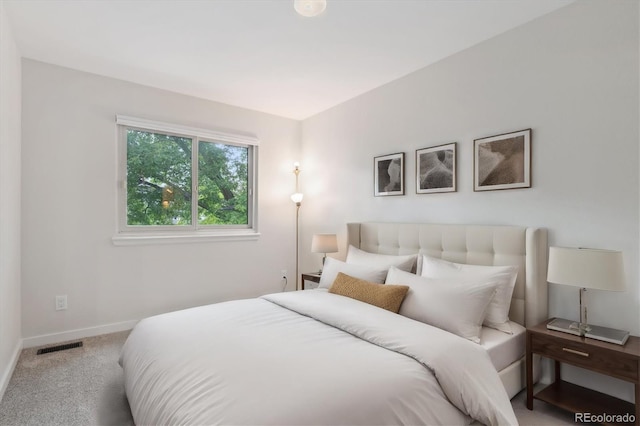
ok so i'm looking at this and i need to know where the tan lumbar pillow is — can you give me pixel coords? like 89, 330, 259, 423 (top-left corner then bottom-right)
329, 272, 409, 313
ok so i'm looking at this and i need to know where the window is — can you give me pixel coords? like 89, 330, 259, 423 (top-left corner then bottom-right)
114, 116, 259, 244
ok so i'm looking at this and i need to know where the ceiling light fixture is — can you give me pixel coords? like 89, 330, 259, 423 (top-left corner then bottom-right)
294, 0, 327, 17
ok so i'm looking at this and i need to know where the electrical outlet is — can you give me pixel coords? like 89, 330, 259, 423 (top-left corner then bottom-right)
55, 295, 67, 311
281, 269, 288, 279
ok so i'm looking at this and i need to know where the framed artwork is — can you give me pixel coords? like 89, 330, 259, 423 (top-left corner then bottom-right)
474, 129, 531, 191
416, 142, 456, 194
374, 152, 404, 196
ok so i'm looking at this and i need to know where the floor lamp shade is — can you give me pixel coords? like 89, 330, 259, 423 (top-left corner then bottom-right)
290, 193, 303, 204
547, 247, 625, 291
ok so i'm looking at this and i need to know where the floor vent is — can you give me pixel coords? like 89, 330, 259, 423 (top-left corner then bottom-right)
36, 341, 83, 355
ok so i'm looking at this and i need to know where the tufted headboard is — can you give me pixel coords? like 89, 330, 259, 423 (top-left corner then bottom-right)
346, 222, 548, 327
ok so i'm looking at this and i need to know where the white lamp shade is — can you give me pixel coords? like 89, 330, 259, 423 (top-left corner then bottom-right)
290, 193, 303, 203
547, 247, 625, 291
311, 234, 338, 254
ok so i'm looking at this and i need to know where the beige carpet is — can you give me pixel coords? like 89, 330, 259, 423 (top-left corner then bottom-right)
0, 331, 134, 426
0, 330, 575, 425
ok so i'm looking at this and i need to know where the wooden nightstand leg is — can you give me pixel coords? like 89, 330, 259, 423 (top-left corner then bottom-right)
554, 360, 561, 383
526, 332, 533, 410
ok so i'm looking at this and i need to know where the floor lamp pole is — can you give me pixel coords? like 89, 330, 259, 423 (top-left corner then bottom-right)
291, 162, 302, 291
295, 203, 300, 291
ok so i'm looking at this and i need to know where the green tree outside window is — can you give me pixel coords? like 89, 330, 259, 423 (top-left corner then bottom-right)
126, 129, 249, 227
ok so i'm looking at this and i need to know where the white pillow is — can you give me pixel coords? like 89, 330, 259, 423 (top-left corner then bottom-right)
387, 267, 498, 343
346, 245, 417, 272
318, 257, 388, 289
420, 255, 518, 334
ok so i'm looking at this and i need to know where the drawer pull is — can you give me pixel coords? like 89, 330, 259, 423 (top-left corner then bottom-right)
563, 348, 590, 357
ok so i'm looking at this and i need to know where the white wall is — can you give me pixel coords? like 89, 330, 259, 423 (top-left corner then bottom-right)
0, 2, 23, 399
20, 60, 301, 344
300, 0, 639, 402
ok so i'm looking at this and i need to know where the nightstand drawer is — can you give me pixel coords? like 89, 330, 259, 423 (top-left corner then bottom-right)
531, 333, 638, 382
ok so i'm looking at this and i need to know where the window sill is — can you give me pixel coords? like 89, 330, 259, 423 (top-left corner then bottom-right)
112, 230, 261, 246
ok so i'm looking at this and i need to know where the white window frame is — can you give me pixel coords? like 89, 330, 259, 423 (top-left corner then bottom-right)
112, 115, 260, 246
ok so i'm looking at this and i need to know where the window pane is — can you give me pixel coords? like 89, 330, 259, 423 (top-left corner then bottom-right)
126, 129, 192, 226
198, 141, 249, 225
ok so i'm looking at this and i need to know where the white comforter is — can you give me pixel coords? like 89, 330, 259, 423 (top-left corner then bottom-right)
120, 290, 517, 426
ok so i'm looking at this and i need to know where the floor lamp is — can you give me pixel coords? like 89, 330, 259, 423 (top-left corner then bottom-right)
290, 162, 303, 291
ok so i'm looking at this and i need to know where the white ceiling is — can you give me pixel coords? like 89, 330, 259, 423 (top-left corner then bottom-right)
4, 0, 573, 120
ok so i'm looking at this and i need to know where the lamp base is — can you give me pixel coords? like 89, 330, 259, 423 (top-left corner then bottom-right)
547, 318, 630, 345
318, 254, 327, 275
569, 321, 591, 335
585, 324, 630, 345
546, 318, 582, 336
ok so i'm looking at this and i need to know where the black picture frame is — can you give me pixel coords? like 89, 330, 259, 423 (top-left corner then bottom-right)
416, 142, 457, 194
374, 152, 404, 196
474, 129, 531, 191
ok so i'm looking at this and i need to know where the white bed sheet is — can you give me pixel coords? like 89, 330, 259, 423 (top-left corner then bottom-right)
480, 321, 526, 372
120, 291, 518, 426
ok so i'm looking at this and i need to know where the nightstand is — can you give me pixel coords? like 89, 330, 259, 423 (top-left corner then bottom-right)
526, 319, 639, 425
301, 272, 321, 290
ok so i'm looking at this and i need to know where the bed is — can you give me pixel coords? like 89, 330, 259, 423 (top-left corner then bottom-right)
119, 222, 547, 425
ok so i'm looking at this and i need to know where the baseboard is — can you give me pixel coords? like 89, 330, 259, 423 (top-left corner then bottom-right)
0, 339, 23, 402
22, 320, 139, 349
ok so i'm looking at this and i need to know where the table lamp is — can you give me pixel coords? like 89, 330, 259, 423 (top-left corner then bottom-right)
546, 246, 628, 345
311, 234, 338, 273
